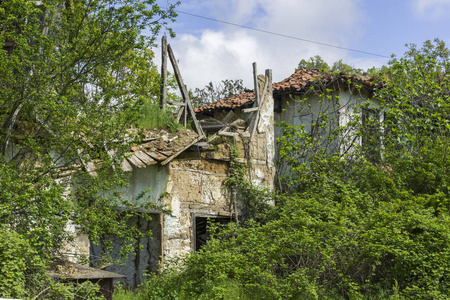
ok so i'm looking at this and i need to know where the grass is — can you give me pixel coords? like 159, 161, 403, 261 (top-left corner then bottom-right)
137, 101, 180, 134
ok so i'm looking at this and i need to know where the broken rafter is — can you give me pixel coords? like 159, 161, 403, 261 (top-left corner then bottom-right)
253, 62, 260, 106
160, 35, 168, 111
167, 100, 186, 107
250, 73, 269, 139
161, 136, 204, 166
167, 44, 204, 138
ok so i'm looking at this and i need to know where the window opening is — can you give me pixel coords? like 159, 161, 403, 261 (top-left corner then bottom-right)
194, 216, 231, 252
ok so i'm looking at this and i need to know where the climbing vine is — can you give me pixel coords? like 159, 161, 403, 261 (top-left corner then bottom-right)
225, 139, 273, 224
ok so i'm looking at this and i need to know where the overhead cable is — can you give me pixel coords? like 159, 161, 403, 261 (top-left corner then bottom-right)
175, 10, 390, 59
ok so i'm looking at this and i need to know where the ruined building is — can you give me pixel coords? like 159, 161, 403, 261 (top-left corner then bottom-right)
65, 70, 276, 288
72, 68, 377, 288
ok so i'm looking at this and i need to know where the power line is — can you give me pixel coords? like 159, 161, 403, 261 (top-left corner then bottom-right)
175, 10, 390, 59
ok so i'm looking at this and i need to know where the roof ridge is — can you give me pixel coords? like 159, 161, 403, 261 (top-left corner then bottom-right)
194, 70, 376, 113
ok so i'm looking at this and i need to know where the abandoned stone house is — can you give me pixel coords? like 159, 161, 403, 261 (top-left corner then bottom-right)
64, 68, 378, 288
2, 2, 380, 293
63, 70, 276, 288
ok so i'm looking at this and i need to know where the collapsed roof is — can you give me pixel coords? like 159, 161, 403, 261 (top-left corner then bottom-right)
194, 69, 377, 114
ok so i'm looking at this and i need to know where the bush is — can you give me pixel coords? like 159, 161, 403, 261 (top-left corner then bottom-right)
0, 228, 31, 298
130, 165, 450, 299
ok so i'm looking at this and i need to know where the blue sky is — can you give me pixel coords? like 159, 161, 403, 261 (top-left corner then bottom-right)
154, 0, 450, 90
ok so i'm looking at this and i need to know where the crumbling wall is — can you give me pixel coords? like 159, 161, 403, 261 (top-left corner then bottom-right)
248, 72, 275, 189
162, 159, 232, 258
161, 70, 275, 260
73, 71, 276, 283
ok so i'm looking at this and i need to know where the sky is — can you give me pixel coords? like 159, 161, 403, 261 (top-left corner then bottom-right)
152, 0, 450, 91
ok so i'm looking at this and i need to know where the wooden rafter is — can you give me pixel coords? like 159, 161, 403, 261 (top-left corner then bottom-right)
167, 44, 204, 138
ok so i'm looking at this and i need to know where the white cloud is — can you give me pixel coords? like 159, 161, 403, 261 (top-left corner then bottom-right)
172, 30, 265, 89
413, 0, 450, 19
159, 0, 378, 91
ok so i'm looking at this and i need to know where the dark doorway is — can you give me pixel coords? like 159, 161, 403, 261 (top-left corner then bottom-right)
90, 213, 162, 289
194, 216, 232, 252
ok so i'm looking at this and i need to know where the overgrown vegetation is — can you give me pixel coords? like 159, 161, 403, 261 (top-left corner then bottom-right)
138, 101, 181, 133
115, 39, 450, 299
296, 54, 386, 76
0, 0, 178, 298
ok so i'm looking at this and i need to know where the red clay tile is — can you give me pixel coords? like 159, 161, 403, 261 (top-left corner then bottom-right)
194, 69, 376, 114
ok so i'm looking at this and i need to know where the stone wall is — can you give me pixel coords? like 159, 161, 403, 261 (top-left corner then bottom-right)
66, 71, 276, 289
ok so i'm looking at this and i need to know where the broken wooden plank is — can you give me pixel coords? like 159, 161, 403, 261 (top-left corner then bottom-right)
221, 110, 237, 125
106, 148, 116, 171
127, 154, 146, 168
121, 158, 133, 172
58, 169, 78, 178
218, 132, 239, 137
242, 107, 259, 113
146, 151, 167, 161
77, 149, 98, 176
167, 100, 186, 107
253, 62, 260, 106
219, 131, 250, 138
159, 150, 174, 156
160, 35, 168, 111
161, 136, 204, 166
167, 44, 204, 138
194, 142, 210, 148
256, 69, 273, 135
142, 137, 158, 143
134, 150, 157, 165
250, 74, 269, 139
176, 106, 185, 122
207, 124, 231, 143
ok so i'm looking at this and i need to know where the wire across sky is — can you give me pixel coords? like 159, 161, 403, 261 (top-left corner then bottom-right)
176, 9, 391, 59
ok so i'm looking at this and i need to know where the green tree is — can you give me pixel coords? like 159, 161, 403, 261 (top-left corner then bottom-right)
296, 55, 330, 71
191, 79, 246, 107
297, 55, 376, 75
332, 58, 363, 74
0, 0, 177, 297
377, 39, 450, 195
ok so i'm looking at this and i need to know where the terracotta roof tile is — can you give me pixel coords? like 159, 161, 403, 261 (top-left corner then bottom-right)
194, 91, 256, 113
194, 69, 377, 113
122, 128, 200, 171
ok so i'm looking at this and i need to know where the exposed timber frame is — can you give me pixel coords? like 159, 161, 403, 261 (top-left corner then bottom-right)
159, 37, 205, 138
